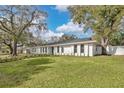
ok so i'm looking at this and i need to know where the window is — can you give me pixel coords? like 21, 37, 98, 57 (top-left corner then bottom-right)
43, 47, 44, 53
81, 44, 84, 53
43, 47, 45, 53
45, 47, 47, 53
57, 46, 59, 53
74, 45, 77, 53
40, 47, 42, 53
96, 45, 99, 51
51, 47, 54, 54
96, 47, 98, 51
32, 48, 36, 52
44, 47, 45, 53
61, 46, 64, 53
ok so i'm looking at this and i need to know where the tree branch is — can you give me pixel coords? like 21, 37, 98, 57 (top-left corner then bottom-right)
17, 11, 35, 40
2, 39, 11, 46
0, 21, 16, 36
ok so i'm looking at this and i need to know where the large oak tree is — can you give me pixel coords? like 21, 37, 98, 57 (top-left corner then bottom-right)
0, 5, 47, 56
68, 5, 124, 54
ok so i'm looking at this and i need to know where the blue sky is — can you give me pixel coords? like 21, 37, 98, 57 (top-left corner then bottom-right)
39, 5, 70, 31
38, 5, 93, 39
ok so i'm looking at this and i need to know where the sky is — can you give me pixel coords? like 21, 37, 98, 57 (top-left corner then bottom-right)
38, 5, 93, 41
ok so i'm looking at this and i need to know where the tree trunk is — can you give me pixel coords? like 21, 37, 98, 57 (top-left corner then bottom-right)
101, 45, 107, 55
9, 45, 13, 54
12, 40, 17, 56
2, 40, 13, 54
101, 37, 108, 55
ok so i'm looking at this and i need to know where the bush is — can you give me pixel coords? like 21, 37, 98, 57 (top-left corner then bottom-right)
4, 57, 9, 62
0, 58, 3, 63
0, 54, 52, 63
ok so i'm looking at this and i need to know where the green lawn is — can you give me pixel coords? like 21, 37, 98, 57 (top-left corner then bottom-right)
0, 56, 124, 88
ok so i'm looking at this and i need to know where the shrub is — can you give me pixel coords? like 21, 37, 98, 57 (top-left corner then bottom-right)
4, 57, 9, 62
0, 54, 52, 63
0, 58, 3, 63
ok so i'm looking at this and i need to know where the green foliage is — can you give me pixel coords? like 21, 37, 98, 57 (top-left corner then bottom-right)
109, 31, 124, 45
0, 6, 47, 56
59, 34, 78, 42
68, 6, 124, 46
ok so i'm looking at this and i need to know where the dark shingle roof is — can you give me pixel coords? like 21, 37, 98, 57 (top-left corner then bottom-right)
43, 38, 92, 45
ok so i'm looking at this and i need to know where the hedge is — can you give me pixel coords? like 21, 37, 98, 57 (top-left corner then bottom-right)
0, 54, 55, 63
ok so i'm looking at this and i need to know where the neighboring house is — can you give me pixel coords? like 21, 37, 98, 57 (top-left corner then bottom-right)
23, 38, 102, 56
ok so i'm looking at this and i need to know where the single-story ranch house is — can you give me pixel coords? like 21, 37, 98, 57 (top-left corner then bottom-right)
23, 38, 124, 56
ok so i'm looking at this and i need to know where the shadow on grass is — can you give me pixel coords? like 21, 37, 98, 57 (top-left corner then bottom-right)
0, 58, 54, 88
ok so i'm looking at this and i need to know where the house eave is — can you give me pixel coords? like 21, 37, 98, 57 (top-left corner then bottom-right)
29, 40, 97, 48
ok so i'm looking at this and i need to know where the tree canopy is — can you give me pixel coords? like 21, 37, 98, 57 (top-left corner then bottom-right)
0, 5, 47, 56
68, 5, 124, 54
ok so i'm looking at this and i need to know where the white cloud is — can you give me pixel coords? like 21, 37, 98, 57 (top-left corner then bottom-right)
56, 21, 84, 32
55, 5, 69, 12
40, 30, 64, 41
28, 26, 64, 42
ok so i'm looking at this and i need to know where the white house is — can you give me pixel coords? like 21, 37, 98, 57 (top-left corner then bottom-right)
23, 39, 102, 56
23, 38, 124, 56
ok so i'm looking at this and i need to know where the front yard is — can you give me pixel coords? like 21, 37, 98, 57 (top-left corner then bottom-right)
0, 56, 124, 88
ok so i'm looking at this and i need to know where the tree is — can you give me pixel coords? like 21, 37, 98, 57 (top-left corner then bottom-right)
0, 5, 47, 56
0, 29, 28, 54
59, 34, 78, 42
108, 31, 124, 45
0, 31, 13, 54
25, 31, 45, 46
68, 6, 124, 54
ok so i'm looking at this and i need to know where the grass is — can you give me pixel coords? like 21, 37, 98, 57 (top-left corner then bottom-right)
0, 56, 124, 88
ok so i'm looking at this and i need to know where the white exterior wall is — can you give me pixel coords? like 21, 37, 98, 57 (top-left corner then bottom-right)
37, 47, 40, 54
54, 47, 57, 55
89, 44, 94, 56
84, 44, 89, 56
71, 45, 74, 55
106, 46, 124, 55
63, 44, 93, 56
48, 47, 52, 54
76, 45, 81, 56
54, 44, 94, 56
30, 47, 50, 54
83, 44, 96, 56
24, 44, 124, 56
26, 43, 97, 56
63, 45, 73, 55
30, 47, 40, 54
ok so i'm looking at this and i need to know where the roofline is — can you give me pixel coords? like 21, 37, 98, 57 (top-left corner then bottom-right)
29, 40, 97, 48
47, 40, 97, 47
